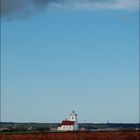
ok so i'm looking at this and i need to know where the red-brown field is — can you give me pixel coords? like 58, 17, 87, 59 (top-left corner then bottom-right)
0, 131, 140, 140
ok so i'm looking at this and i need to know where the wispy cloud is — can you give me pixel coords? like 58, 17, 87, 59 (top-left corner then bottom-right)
49, 0, 139, 10
1, 0, 139, 19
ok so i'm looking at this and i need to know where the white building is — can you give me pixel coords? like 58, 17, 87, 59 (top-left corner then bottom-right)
58, 111, 79, 131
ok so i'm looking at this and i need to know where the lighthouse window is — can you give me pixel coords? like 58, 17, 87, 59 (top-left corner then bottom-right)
72, 117, 74, 119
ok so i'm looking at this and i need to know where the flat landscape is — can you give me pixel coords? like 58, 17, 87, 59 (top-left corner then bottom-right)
1, 131, 140, 140
1, 1, 139, 140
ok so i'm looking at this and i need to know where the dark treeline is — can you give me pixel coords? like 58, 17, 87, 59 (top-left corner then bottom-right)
0, 122, 139, 133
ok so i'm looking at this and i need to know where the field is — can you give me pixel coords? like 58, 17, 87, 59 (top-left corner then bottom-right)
0, 131, 140, 140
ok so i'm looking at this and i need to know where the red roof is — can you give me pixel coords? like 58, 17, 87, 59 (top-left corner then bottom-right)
61, 120, 75, 126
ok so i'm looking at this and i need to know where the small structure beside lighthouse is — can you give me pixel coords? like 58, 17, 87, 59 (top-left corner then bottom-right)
58, 111, 79, 131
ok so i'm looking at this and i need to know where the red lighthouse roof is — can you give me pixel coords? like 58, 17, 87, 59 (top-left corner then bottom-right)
61, 120, 75, 126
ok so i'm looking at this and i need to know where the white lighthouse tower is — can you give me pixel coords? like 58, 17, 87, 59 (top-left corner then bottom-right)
58, 110, 79, 131
70, 110, 79, 130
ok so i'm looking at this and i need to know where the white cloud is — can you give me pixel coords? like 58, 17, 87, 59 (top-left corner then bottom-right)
49, 0, 139, 10
1, 0, 139, 19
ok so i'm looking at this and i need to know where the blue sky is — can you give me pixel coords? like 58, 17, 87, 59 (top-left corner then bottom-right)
1, 0, 139, 123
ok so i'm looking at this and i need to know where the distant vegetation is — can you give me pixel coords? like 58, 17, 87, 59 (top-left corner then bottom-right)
79, 123, 140, 131
0, 122, 139, 134
0, 122, 51, 133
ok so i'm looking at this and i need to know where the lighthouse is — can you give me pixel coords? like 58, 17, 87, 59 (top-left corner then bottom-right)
58, 111, 79, 131
70, 110, 79, 130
